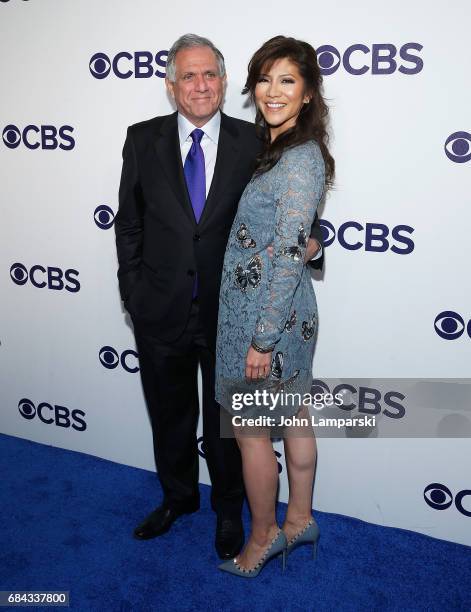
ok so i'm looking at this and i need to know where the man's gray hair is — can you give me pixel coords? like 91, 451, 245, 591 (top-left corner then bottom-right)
166, 33, 226, 82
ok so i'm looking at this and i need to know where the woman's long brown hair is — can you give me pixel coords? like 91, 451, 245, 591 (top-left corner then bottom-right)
243, 35, 335, 190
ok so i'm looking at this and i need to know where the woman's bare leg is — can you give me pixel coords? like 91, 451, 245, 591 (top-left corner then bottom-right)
282, 413, 317, 542
234, 430, 280, 569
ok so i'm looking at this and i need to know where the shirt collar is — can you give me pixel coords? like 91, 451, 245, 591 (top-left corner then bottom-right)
177, 110, 221, 146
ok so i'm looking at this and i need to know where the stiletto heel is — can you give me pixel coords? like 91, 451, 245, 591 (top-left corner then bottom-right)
285, 517, 320, 560
218, 529, 287, 578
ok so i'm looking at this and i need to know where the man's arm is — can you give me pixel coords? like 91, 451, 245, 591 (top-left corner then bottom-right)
114, 127, 145, 303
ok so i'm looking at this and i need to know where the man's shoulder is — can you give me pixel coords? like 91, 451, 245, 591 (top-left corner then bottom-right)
221, 113, 262, 155
221, 113, 256, 136
127, 113, 176, 139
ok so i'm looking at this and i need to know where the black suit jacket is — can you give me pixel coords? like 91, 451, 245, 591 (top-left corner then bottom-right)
115, 111, 324, 347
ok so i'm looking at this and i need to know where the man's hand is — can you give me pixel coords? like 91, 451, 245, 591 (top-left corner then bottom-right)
266, 238, 320, 263
245, 346, 271, 381
304, 238, 320, 263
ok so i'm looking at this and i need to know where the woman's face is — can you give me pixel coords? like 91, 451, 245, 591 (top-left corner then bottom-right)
254, 57, 309, 140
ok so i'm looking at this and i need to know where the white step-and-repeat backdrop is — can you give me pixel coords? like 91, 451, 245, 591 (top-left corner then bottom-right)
1, 0, 470, 545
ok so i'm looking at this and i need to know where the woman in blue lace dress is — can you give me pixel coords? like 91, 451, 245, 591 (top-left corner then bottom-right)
216, 36, 335, 576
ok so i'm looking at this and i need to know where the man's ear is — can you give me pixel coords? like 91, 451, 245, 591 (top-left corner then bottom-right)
165, 78, 175, 99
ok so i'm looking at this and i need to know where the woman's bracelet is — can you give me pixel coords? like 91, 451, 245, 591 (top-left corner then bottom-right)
250, 340, 275, 354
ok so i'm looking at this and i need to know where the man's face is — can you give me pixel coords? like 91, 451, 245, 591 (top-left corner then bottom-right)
166, 46, 226, 127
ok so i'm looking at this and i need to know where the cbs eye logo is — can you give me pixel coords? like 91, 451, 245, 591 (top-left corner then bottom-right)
444, 132, 471, 164
10, 263, 80, 292
197, 435, 207, 459
424, 483, 471, 517
320, 220, 414, 254
316, 42, 423, 76
89, 51, 167, 79
94, 205, 115, 229
2, 124, 75, 150
99, 346, 139, 373
311, 380, 405, 419
274, 450, 283, 474
18, 398, 86, 431
434, 311, 471, 340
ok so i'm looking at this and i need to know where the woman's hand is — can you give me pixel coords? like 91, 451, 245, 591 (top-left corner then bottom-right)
266, 238, 320, 263
245, 346, 272, 381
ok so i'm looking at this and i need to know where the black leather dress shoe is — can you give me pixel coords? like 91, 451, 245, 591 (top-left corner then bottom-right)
215, 516, 244, 559
133, 505, 198, 540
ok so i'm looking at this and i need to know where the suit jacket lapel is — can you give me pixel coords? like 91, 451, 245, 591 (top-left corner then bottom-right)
154, 112, 196, 226
198, 112, 240, 228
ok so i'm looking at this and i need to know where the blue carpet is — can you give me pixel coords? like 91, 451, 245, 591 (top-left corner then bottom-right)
0, 433, 470, 611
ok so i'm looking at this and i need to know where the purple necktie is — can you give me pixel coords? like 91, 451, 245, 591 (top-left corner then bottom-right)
184, 128, 206, 223
183, 129, 206, 297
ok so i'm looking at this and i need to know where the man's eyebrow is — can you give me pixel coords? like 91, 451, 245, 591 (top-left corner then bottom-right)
181, 69, 217, 74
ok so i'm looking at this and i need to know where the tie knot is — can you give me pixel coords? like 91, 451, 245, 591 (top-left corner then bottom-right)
190, 128, 204, 144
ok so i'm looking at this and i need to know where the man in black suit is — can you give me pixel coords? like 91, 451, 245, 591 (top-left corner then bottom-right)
115, 34, 324, 559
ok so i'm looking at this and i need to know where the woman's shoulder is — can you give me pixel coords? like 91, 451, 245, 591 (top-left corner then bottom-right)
277, 140, 324, 171
282, 139, 321, 159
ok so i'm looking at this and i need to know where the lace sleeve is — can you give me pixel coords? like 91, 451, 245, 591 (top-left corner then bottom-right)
251, 142, 325, 351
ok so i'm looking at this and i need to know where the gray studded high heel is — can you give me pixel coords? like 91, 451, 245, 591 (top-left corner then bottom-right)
218, 529, 287, 578
285, 517, 320, 559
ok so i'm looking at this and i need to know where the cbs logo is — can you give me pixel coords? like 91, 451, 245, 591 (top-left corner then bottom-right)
197, 436, 207, 458
434, 311, 471, 340
311, 380, 406, 419
89, 51, 167, 79
10, 263, 80, 292
424, 483, 471, 517
99, 346, 139, 373
18, 398, 86, 431
444, 132, 471, 164
2, 125, 75, 150
316, 42, 423, 76
320, 220, 414, 254
94, 205, 115, 229
274, 449, 283, 474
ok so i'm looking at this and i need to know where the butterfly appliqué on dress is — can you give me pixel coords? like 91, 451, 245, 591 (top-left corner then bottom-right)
298, 224, 307, 248
277, 369, 300, 392
265, 369, 300, 394
271, 352, 283, 379
234, 256, 262, 292
236, 223, 256, 249
284, 310, 297, 333
280, 246, 303, 261
301, 313, 317, 341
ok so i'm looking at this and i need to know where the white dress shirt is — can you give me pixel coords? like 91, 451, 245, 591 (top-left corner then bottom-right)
178, 110, 220, 198
176, 110, 322, 260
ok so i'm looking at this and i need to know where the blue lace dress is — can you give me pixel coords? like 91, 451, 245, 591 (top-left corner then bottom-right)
215, 141, 325, 423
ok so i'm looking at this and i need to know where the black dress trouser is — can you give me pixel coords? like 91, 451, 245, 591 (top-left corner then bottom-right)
133, 300, 244, 518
